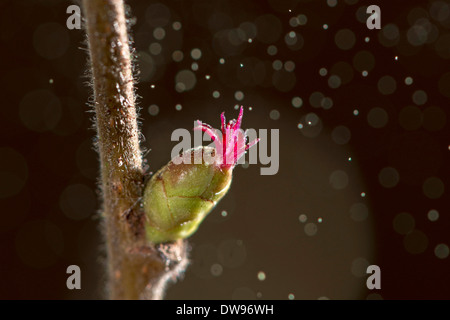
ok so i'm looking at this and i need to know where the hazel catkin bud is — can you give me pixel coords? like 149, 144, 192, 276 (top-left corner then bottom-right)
143, 106, 258, 243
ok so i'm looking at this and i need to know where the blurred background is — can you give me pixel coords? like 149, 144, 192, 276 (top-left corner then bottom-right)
1, 0, 449, 299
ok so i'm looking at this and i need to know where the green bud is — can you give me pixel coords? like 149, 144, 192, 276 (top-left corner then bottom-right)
143, 107, 258, 243
143, 147, 232, 243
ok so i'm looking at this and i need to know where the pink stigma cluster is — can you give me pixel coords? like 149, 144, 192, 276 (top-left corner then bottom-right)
194, 106, 259, 168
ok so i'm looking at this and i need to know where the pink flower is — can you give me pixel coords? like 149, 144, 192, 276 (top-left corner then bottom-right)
194, 106, 259, 169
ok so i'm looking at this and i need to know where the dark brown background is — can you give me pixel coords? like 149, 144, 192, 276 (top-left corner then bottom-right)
0, 0, 449, 299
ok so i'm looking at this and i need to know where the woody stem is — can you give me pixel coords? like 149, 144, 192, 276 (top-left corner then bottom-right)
82, 0, 188, 300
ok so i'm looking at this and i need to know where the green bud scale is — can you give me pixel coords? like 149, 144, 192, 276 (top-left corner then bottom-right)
143, 107, 259, 243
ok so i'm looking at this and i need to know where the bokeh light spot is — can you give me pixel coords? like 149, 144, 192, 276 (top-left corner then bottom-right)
393, 212, 415, 235
434, 244, 449, 259
33, 23, 69, 60
304, 222, 318, 236
350, 203, 369, 222
329, 170, 349, 190
60, 184, 96, 220
377, 76, 397, 95
335, 29, 356, 50
331, 125, 351, 145
19, 90, 62, 132
367, 107, 388, 128
422, 176, 444, 199
403, 230, 428, 254
378, 167, 400, 188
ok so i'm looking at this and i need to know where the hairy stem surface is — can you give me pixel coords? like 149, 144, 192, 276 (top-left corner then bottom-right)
82, 0, 188, 300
